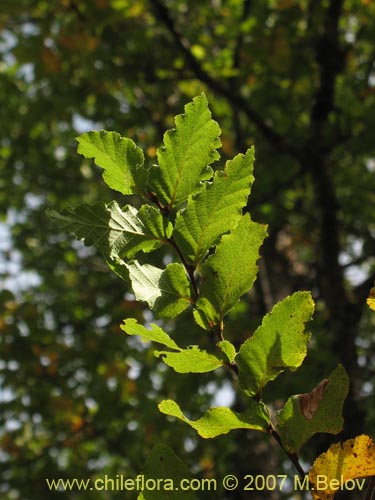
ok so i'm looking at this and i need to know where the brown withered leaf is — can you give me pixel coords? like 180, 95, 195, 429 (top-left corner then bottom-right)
298, 378, 329, 421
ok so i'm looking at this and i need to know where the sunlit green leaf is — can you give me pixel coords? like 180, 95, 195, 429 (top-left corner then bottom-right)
158, 399, 270, 438
217, 340, 236, 364
121, 318, 179, 350
122, 319, 222, 373
76, 130, 145, 195
126, 261, 193, 318
148, 93, 221, 210
47, 201, 171, 259
237, 292, 314, 397
155, 345, 223, 373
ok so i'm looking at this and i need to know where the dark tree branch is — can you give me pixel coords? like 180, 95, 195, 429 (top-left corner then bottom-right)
306, 0, 347, 319
231, 0, 253, 74
148, 0, 297, 156
168, 238, 198, 300
303, 1, 368, 439
306, 0, 319, 31
310, 0, 345, 132
229, 0, 254, 153
268, 423, 306, 479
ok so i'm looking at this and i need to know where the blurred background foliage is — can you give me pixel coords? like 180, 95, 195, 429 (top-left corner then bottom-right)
0, 0, 374, 498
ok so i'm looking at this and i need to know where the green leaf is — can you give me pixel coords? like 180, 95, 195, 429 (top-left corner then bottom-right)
138, 444, 198, 500
148, 93, 221, 210
76, 130, 145, 195
121, 318, 179, 350
217, 340, 236, 364
194, 215, 267, 330
174, 147, 255, 265
275, 364, 349, 453
155, 345, 223, 373
122, 320, 222, 373
47, 201, 171, 260
158, 399, 270, 438
126, 261, 193, 318
236, 291, 314, 397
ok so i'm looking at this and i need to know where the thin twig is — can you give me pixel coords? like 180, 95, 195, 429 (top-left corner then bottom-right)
168, 238, 198, 299
268, 423, 306, 479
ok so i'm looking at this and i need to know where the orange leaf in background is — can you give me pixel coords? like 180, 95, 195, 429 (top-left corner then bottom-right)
309, 435, 375, 500
70, 414, 85, 432
59, 31, 98, 52
367, 288, 375, 311
41, 47, 61, 73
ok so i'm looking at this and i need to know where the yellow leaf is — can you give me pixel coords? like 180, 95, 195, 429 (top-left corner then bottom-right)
147, 146, 157, 158
367, 288, 375, 311
309, 435, 375, 500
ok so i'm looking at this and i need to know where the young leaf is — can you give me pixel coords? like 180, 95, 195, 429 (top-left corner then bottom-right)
217, 340, 236, 364
122, 319, 222, 373
308, 435, 375, 500
173, 148, 255, 265
275, 364, 349, 454
76, 130, 145, 195
126, 261, 193, 318
47, 201, 172, 260
138, 444, 198, 500
155, 346, 223, 373
148, 93, 221, 210
121, 318, 179, 350
194, 215, 267, 330
236, 291, 314, 397
158, 399, 270, 438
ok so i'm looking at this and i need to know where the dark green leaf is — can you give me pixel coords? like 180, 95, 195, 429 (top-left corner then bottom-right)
138, 444, 198, 500
194, 215, 267, 329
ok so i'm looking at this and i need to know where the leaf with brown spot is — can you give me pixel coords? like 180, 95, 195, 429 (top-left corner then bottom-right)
298, 378, 329, 421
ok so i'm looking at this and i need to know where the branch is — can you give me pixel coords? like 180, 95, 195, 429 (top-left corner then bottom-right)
268, 423, 306, 479
305, 1, 348, 313
168, 238, 199, 300
229, 0, 254, 152
310, 0, 345, 133
148, 0, 297, 156
231, 0, 253, 74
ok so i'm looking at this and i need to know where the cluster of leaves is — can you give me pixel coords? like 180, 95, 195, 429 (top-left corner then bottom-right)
48, 95, 364, 493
